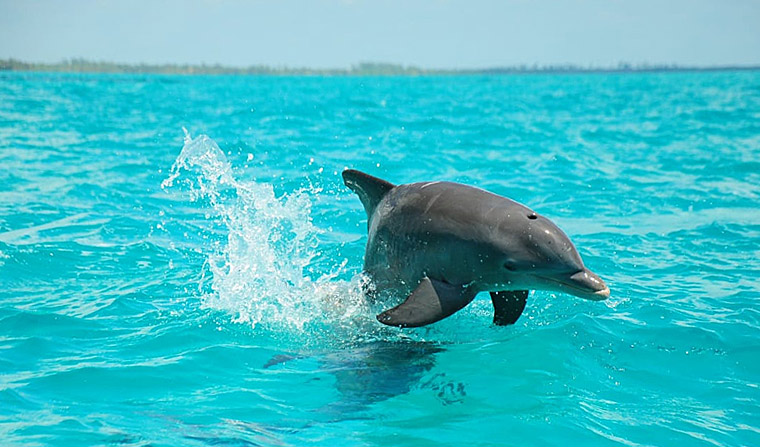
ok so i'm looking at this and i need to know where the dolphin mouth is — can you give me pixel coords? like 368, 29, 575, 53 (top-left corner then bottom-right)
539, 268, 610, 301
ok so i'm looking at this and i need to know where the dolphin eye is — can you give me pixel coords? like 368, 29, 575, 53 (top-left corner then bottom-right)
527, 213, 537, 220
504, 262, 517, 272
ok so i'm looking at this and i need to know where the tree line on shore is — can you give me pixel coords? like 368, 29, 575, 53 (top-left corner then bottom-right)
1, 58, 757, 75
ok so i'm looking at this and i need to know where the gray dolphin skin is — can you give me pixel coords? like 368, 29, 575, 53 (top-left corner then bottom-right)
343, 169, 610, 328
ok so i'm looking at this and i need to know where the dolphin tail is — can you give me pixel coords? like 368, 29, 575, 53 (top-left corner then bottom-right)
342, 169, 395, 219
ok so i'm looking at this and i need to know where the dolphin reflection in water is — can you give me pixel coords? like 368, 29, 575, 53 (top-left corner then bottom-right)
264, 340, 464, 417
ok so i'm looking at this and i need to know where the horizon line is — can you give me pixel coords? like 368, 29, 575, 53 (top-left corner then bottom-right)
2, 58, 760, 76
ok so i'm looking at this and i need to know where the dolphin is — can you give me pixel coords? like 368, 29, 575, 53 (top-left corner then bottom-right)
343, 169, 609, 328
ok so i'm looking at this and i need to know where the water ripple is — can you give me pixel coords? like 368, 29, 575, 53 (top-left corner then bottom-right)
1, 71, 759, 446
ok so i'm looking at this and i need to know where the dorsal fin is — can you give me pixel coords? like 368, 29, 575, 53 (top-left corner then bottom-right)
342, 169, 395, 219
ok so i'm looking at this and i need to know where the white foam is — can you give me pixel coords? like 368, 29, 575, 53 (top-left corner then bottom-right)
163, 130, 371, 336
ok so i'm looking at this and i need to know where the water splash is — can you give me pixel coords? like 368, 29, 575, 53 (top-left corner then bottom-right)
162, 130, 369, 334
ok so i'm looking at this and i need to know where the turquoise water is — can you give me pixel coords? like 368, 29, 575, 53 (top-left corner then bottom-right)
1, 71, 759, 446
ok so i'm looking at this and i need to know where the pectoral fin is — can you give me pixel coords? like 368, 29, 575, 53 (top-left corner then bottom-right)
490, 290, 529, 325
377, 277, 476, 328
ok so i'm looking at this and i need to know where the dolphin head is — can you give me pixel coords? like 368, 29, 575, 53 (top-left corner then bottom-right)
485, 208, 610, 300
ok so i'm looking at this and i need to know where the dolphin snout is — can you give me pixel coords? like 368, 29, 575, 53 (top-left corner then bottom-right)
567, 268, 610, 300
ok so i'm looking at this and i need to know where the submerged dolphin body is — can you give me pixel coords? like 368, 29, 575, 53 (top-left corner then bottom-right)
343, 169, 610, 328
264, 341, 451, 416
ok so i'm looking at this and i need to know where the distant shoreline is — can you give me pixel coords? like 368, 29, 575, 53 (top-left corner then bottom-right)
1, 59, 759, 76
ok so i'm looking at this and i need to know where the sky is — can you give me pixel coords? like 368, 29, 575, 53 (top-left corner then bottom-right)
1, 0, 759, 69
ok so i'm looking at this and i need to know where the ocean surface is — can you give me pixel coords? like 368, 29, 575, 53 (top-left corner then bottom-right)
1, 71, 759, 446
